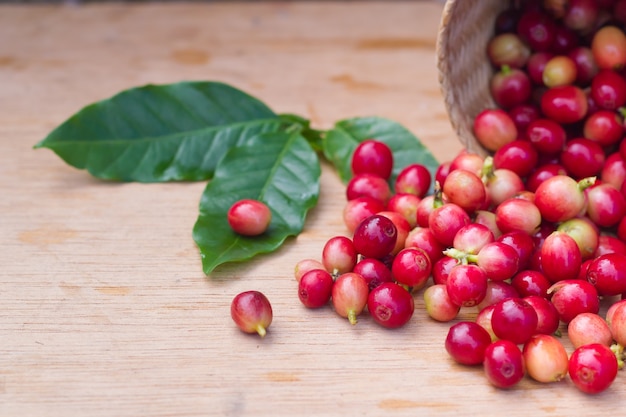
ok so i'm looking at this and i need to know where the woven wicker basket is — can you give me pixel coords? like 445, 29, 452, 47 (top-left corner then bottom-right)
436, 0, 512, 156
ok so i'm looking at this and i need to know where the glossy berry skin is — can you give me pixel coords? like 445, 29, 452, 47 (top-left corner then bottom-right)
428, 203, 471, 247
346, 173, 391, 204
446, 264, 488, 308
387, 193, 421, 228
562, 0, 598, 34
473, 108, 518, 152
590, 69, 626, 111
534, 175, 589, 223
394, 164, 432, 198
591, 25, 626, 70
435, 161, 451, 187
367, 282, 415, 329
568, 46, 598, 86
595, 235, 626, 257
352, 258, 393, 291
442, 169, 487, 213
542, 55, 577, 87
517, 10, 555, 52
526, 118, 567, 156
294, 258, 325, 282
445, 321, 492, 366
493, 139, 539, 178
391, 248, 432, 290
351, 139, 393, 180
540, 85, 588, 124
568, 312, 613, 349
378, 211, 411, 255
477, 281, 519, 311
527, 51, 555, 86
522, 295, 559, 335
231, 291, 273, 337
416, 195, 437, 228
568, 344, 618, 394
473, 210, 501, 240
586, 253, 626, 296
432, 256, 459, 286
483, 340, 525, 389
227, 199, 272, 236
491, 298, 538, 345
484, 167, 525, 207
404, 227, 445, 265
424, 284, 460, 322
343, 196, 386, 233
494, 198, 542, 235
556, 217, 599, 261
487, 32, 531, 69
548, 280, 600, 324
601, 152, 626, 190
497, 231, 535, 271
490, 66, 532, 109
522, 334, 568, 383
540, 231, 582, 283
508, 104, 541, 135
476, 304, 497, 341
298, 269, 334, 308
607, 300, 626, 346
583, 110, 623, 147
525, 163, 568, 193
511, 270, 551, 299
452, 223, 494, 255
471, 242, 520, 282
322, 236, 357, 276
332, 272, 369, 325
585, 183, 626, 228
559, 138, 605, 179
352, 215, 397, 259
449, 150, 484, 174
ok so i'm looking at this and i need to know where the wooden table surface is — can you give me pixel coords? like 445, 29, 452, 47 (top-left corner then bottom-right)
1, 1, 624, 416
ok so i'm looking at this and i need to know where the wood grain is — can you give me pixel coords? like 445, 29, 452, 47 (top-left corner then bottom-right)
0, 2, 623, 416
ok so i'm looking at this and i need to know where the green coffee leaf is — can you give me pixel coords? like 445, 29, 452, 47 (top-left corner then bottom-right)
193, 130, 320, 274
35, 81, 286, 182
279, 113, 325, 152
322, 116, 440, 185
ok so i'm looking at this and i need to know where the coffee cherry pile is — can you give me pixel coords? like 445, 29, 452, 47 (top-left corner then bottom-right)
232, 0, 626, 396
292, 0, 626, 389
295, 131, 626, 392
295, 139, 426, 329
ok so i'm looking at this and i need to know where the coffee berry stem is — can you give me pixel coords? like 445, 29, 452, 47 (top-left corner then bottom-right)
480, 156, 496, 183
610, 343, 625, 370
348, 310, 358, 326
577, 176, 597, 191
256, 324, 267, 338
433, 182, 444, 209
442, 248, 471, 265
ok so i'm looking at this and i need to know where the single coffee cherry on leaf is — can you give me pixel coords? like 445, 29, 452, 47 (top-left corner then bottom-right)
227, 199, 272, 236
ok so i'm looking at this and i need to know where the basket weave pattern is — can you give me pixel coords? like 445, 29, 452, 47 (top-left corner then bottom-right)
436, 0, 512, 156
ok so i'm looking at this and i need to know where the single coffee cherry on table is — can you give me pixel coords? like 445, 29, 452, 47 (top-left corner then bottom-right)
231, 290, 273, 337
